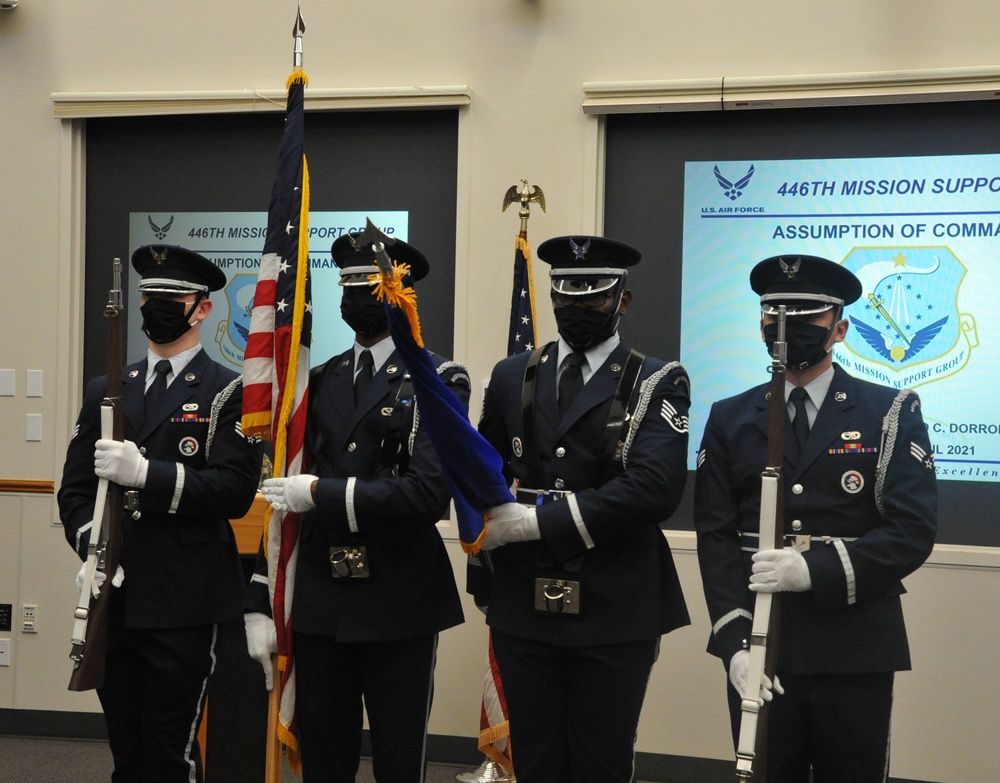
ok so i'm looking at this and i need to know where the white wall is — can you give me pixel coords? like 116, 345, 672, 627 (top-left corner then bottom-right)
2, 2, 999, 781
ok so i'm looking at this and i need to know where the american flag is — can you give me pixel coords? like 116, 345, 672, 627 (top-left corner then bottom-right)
476, 231, 539, 775
240, 68, 311, 770
507, 234, 538, 355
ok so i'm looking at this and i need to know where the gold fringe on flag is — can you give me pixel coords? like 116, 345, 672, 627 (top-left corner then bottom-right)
286, 69, 310, 90
464, 521, 487, 557
276, 653, 303, 774
373, 262, 424, 348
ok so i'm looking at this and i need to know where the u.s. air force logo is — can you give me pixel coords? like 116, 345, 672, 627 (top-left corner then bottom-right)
147, 214, 174, 240
214, 273, 257, 368
713, 164, 755, 201
841, 247, 978, 387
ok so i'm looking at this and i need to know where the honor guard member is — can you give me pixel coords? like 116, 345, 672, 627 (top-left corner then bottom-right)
58, 245, 264, 783
244, 234, 468, 783
472, 235, 691, 783
694, 255, 938, 782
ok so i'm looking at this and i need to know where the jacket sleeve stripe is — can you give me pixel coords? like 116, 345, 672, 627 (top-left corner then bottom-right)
713, 607, 752, 637
346, 476, 359, 533
834, 538, 858, 605
168, 464, 185, 513
567, 494, 596, 549
76, 520, 92, 557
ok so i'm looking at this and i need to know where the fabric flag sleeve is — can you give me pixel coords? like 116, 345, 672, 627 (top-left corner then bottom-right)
384, 295, 514, 554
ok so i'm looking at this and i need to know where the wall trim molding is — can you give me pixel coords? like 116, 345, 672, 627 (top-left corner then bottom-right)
582, 65, 1000, 114
0, 479, 54, 494
52, 86, 472, 119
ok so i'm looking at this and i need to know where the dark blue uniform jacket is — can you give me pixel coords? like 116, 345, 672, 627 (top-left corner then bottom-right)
476, 339, 691, 647
246, 347, 467, 642
695, 363, 937, 674
58, 349, 263, 629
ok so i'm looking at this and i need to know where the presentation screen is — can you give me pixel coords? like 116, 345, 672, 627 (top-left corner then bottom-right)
83, 109, 457, 390
127, 210, 408, 370
681, 153, 998, 483
603, 100, 1000, 545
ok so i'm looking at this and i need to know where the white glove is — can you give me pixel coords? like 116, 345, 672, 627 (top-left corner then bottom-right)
94, 439, 149, 488
75, 563, 124, 598
75, 562, 105, 598
244, 612, 277, 691
728, 649, 784, 702
481, 503, 540, 551
261, 475, 317, 513
749, 547, 812, 593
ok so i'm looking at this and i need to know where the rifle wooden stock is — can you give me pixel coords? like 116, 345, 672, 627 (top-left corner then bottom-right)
69, 259, 125, 692
735, 310, 788, 781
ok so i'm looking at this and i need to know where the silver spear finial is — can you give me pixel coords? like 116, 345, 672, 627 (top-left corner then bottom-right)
292, 6, 306, 69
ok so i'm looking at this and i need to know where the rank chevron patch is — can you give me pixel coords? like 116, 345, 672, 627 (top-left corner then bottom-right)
911, 441, 935, 472
661, 399, 689, 434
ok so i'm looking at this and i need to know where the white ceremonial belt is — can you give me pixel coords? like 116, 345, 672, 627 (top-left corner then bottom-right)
739, 531, 859, 552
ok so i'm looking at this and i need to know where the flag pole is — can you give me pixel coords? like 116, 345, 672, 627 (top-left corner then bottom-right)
262, 12, 305, 783
460, 182, 547, 781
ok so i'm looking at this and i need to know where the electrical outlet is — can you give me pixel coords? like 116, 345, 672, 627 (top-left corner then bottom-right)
0, 639, 10, 666
22, 604, 37, 633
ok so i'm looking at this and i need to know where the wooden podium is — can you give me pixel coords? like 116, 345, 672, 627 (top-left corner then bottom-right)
200, 494, 271, 783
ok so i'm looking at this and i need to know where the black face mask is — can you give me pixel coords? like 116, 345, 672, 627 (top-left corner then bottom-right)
763, 319, 836, 370
340, 288, 388, 337
140, 297, 200, 345
554, 305, 619, 352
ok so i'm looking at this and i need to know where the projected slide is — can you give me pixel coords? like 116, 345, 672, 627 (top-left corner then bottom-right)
128, 211, 408, 370
682, 154, 998, 482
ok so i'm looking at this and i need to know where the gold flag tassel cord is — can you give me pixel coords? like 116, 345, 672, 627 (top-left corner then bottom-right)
372, 262, 423, 346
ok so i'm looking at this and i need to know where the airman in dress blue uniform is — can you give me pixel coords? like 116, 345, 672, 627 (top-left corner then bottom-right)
694, 254, 938, 783
244, 234, 467, 783
473, 235, 691, 783
58, 245, 264, 783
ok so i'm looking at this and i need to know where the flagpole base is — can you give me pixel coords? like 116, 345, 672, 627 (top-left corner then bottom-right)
455, 759, 515, 783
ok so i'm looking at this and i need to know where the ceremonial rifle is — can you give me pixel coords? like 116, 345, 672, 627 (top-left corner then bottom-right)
69, 258, 126, 691
735, 306, 788, 781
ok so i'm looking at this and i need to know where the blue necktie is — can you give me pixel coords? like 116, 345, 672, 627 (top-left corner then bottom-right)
144, 359, 172, 417
354, 349, 374, 407
789, 386, 810, 451
558, 352, 586, 418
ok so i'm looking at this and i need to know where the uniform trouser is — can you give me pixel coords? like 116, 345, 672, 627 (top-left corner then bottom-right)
293, 631, 439, 783
727, 669, 894, 783
97, 624, 217, 783
491, 628, 659, 783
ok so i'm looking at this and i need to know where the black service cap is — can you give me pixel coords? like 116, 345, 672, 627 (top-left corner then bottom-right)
331, 232, 429, 287
131, 245, 226, 294
537, 235, 641, 296
750, 254, 861, 314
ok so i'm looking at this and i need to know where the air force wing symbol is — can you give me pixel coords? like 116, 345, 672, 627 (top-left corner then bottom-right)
850, 313, 949, 363
713, 164, 756, 201
147, 215, 174, 240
